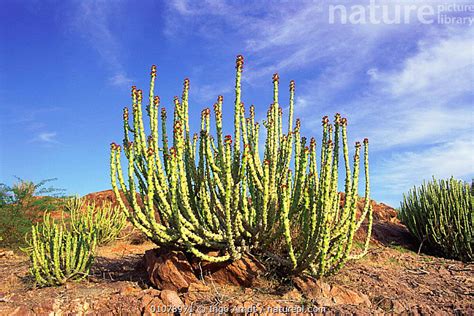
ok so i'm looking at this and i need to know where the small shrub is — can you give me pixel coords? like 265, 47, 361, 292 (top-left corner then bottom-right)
23, 213, 97, 286
399, 177, 473, 262
0, 204, 34, 249
65, 196, 127, 245
7, 177, 65, 206
0, 178, 65, 250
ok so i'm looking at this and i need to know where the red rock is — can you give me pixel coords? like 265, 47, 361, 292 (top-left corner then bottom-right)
282, 288, 302, 301
187, 282, 210, 292
329, 286, 371, 307
197, 254, 266, 287
293, 276, 370, 307
144, 248, 199, 292
292, 276, 329, 298
142, 295, 166, 315
160, 289, 183, 307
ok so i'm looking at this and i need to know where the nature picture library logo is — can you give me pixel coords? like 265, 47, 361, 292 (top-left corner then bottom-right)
328, 0, 474, 25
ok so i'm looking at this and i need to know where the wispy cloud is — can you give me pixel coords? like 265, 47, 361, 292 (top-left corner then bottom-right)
3, 107, 63, 146
73, 1, 132, 87
109, 73, 132, 87
165, 1, 474, 205
31, 131, 60, 145
344, 27, 474, 149
373, 135, 474, 203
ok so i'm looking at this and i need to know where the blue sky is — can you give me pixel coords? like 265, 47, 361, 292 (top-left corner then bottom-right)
0, 0, 473, 206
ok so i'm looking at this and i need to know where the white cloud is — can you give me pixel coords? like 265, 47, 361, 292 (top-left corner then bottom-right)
73, 1, 132, 87
109, 73, 133, 87
378, 29, 473, 98
345, 28, 474, 149
164, 1, 473, 205
366, 68, 379, 80
32, 132, 59, 145
374, 135, 474, 198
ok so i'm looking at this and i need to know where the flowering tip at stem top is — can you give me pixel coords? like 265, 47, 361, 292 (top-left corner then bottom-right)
224, 135, 232, 144
217, 95, 223, 102
363, 138, 369, 144
289, 80, 295, 90
150, 65, 157, 76
236, 55, 244, 69
322, 116, 329, 125
340, 118, 347, 126
264, 159, 270, 165
355, 141, 361, 148
272, 73, 279, 83
295, 119, 301, 129
202, 108, 211, 116
153, 96, 160, 105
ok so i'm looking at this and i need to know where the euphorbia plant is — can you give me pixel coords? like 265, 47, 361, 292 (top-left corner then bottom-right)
110, 55, 372, 277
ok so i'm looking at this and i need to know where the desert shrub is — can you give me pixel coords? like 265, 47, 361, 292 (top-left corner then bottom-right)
0, 183, 13, 207
109, 56, 372, 277
0, 178, 65, 250
22, 213, 97, 286
0, 204, 34, 249
65, 196, 127, 245
399, 177, 473, 262
5, 177, 65, 206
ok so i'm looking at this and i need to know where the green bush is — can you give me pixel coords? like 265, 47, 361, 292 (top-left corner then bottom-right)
22, 213, 97, 287
65, 196, 127, 245
0, 178, 64, 250
399, 177, 473, 262
0, 204, 34, 249
110, 56, 372, 277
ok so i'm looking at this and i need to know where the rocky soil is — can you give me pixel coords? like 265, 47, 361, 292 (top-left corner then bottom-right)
0, 191, 472, 315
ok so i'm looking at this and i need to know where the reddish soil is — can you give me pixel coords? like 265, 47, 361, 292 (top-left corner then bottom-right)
0, 194, 472, 315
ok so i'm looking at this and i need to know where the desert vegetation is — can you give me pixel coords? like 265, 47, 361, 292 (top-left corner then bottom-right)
22, 213, 97, 287
0, 178, 65, 250
0, 56, 472, 314
66, 196, 128, 246
399, 177, 473, 262
109, 55, 372, 278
